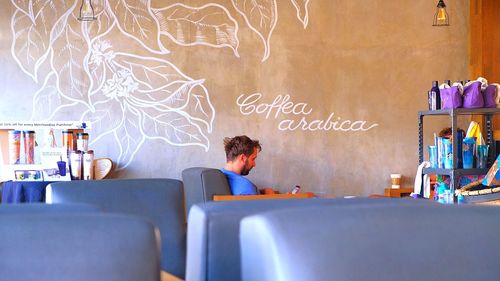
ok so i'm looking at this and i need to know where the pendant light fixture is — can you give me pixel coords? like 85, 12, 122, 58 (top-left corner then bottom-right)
433, 0, 449, 26
78, 0, 97, 21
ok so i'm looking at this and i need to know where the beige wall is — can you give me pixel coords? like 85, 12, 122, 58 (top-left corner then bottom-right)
0, 0, 469, 196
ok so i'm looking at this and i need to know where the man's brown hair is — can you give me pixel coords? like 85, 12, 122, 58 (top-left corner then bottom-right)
223, 135, 261, 162
438, 127, 466, 138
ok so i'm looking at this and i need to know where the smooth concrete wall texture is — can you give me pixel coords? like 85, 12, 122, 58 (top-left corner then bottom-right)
0, 0, 469, 196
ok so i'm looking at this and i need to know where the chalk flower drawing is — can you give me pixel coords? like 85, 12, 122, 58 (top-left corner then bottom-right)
10, 0, 311, 168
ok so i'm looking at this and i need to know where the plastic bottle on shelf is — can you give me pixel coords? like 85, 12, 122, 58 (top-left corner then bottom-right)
432, 81, 441, 109
429, 81, 441, 110
437, 184, 446, 204
428, 91, 436, 110
442, 138, 453, 169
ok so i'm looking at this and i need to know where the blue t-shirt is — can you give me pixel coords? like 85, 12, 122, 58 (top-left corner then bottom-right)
221, 169, 258, 195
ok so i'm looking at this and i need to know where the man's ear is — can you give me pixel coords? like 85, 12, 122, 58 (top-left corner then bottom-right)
238, 153, 247, 163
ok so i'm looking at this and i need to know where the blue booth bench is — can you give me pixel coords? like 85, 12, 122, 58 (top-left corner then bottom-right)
186, 197, 431, 281
240, 203, 500, 281
46, 178, 186, 280
0, 204, 160, 281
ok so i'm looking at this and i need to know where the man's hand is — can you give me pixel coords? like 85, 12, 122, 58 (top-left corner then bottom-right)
259, 187, 278, 194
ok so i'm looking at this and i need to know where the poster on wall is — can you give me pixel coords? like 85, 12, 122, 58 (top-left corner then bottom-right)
0, 121, 85, 181
39, 147, 71, 181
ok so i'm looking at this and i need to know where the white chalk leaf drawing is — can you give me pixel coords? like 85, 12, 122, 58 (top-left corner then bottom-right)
290, 0, 310, 28
81, 91, 143, 168
30, 72, 62, 120
83, 2, 115, 42
10, 0, 313, 169
11, 10, 44, 81
108, 0, 168, 54
11, 0, 34, 19
113, 51, 215, 132
112, 104, 144, 167
231, 0, 278, 62
142, 110, 209, 150
152, 3, 240, 57
11, 0, 76, 82
176, 81, 215, 133
80, 97, 122, 143
52, 17, 93, 105
30, 71, 84, 121
82, 38, 213, 168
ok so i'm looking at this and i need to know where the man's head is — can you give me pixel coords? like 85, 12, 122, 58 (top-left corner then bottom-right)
224, 135, 261, 175
439, 127, 466, 138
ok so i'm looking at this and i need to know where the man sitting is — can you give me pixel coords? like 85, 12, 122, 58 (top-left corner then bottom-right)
221, 135, 261, 195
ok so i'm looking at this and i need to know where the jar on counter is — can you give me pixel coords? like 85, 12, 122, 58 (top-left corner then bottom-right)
62, 131, 75, 152
76, 132, 89, 152
82, 150, 94, 180
69, 150, 82, 180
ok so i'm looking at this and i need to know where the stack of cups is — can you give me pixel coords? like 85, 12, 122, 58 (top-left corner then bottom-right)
67, 132, 94, 180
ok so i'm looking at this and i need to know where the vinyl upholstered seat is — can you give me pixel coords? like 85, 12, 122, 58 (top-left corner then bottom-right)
46, 178, 186, 279
181, 167, 313, 216
186, 197, 430, 281
182, 167, 231, 214
240, 204, 500, 281
0, 202, 100, 214
0, 213, 160, 281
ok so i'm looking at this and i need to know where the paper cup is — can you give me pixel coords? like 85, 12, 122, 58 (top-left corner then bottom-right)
390, 174, 401, 189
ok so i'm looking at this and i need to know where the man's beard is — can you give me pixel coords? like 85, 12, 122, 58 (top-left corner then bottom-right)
240, 163, 251, 176
240, 167, 250, 176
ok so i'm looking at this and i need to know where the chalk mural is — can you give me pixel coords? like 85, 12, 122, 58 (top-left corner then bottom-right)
237, 93, 379, 132
9, 0, 312, 169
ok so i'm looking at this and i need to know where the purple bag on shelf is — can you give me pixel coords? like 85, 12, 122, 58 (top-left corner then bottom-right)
440, 86, 462, 109
483, 84, 498, 108
463, 81, 484, 108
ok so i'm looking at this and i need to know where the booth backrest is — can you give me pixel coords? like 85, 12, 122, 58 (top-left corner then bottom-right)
0, 202, 100, 214
240, 204, 500, 281
182, 167, 231, 214
0, 213, 160, 281
186, 197, 430, 281
46, 178, 186, 279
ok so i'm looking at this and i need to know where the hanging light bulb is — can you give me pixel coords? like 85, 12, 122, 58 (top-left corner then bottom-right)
433, 0, 449, 26
78, 0, 97, 21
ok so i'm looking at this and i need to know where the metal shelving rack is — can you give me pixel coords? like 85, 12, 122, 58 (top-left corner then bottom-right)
418, 108, 500, 195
